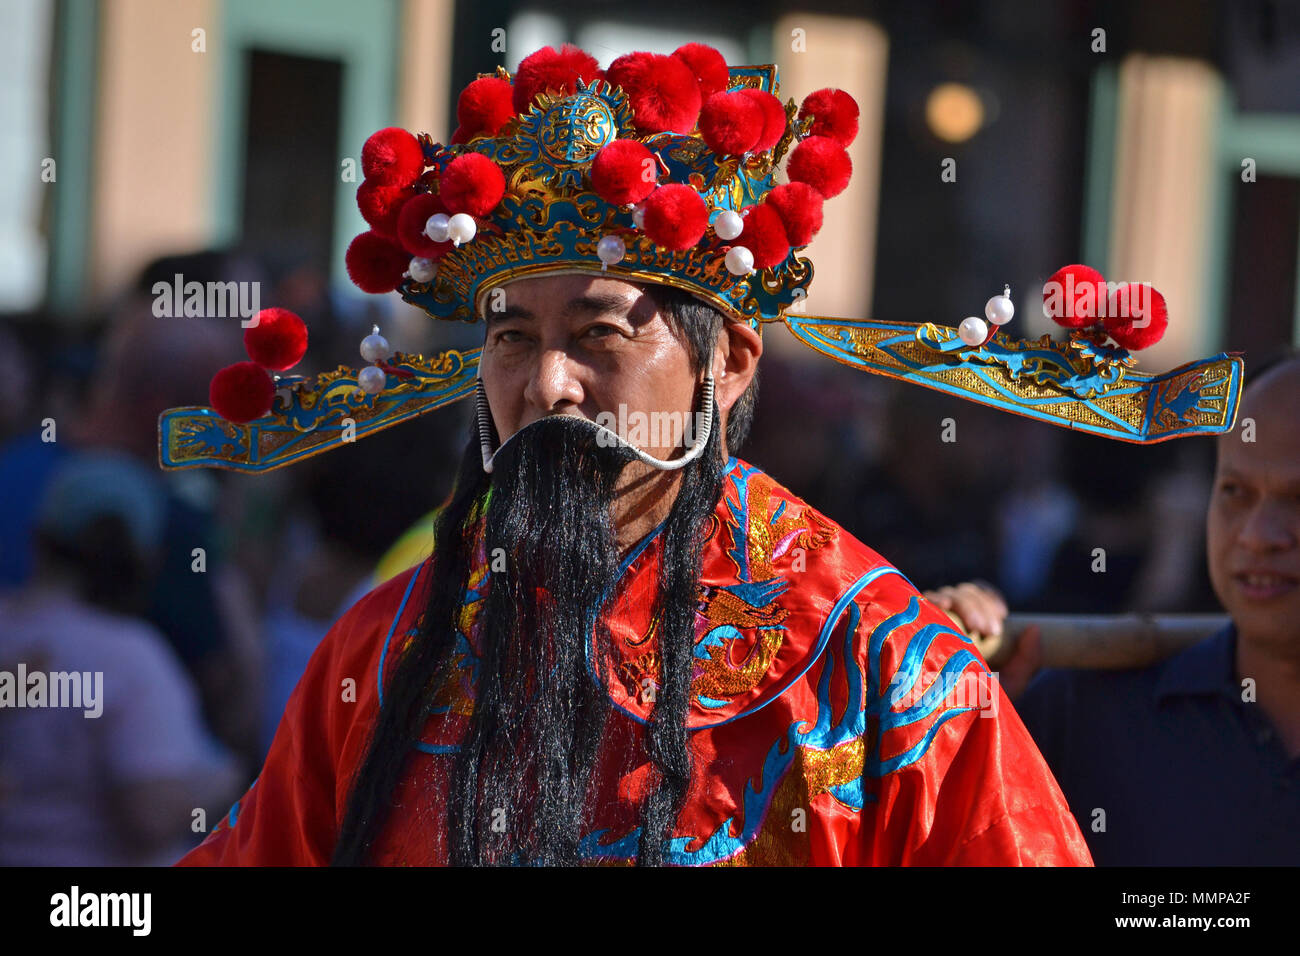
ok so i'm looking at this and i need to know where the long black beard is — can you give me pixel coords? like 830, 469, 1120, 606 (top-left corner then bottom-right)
452, 414, 633, 865
332, 400, 725, 867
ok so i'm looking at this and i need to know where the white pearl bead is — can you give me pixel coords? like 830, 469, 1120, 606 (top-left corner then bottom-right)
725, 245, 755, 276
985, 293, 1014, 325
360, 332, 391, 363
596, 235, 626, 269
631, 205, 646, 229
424, 213, 451, 243
958, 316, 988, 345
357, 365, 387, 394
447, 213, 477, 246
408, 257, 437, 284
714, 210, 744, 241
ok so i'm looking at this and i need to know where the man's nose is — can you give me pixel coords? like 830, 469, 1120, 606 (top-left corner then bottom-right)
1237, 499, 1297, 553
523, 348, 585, 412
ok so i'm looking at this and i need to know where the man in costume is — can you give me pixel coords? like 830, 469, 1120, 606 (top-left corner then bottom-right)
164, 43, 1243, 865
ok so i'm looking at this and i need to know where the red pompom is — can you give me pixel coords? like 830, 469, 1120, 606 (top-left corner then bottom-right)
764, 183, 824, 246
605, 51, 702, 134
396, 193, 453, 259
361, 127, 424, 187
673, 43, 730, 99
590, 140, 658, 206
799, 88, 859, 147
244, 308, 308, 371
457, 77, 516, 138
1104, 283, 1168, 350
345, 231, 410, 294
449, 126, 469, 145
641, 184, 709, 251
512, 43, 601, 113
698, 92, 763, 155
737, 89, 788, 152
740, 203, 791, 268
438, 153, 506, 217
1042, 264, 1107, 328
786, 135, 852, 198
209, 362, 274, 424
356, 180, 412, 237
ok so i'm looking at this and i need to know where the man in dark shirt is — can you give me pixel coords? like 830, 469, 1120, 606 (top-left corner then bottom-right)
1016, 352, 1300, 865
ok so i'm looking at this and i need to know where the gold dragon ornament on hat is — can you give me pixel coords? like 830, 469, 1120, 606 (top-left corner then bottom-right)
160, 43, 1244, 474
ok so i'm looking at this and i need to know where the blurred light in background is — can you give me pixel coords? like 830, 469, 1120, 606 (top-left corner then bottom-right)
925, 82, 984, 143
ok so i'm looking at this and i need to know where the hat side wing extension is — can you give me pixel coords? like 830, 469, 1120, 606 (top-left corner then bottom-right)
158, 348, 481, 473
784, 314, 1243, 443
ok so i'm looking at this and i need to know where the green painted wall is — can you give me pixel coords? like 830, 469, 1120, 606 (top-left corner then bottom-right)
1083, 64, 1300, 350
214, 0, 401, 296
47, 0, 100, 315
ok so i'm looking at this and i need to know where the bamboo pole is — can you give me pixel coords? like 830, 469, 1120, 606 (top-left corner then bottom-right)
953, 612, 1230, 670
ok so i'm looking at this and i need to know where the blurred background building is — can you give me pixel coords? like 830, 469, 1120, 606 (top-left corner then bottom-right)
5, 0, 1299, 355
0, 0, 1298, 861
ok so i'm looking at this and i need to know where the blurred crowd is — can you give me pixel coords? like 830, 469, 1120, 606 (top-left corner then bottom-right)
0, 244, 1286, 865
0, 247, 462, 864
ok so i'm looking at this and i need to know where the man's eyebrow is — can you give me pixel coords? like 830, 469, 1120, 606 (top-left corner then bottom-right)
567, 291, 635, 318
484, 303, 533, 325
1217, 466, 1300, 490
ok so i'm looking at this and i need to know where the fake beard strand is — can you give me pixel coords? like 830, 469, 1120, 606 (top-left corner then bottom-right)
447, 410, 725, 866
450, 415, 633, 865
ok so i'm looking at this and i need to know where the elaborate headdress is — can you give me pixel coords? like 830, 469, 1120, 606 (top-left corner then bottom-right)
160, 43, 1243, 473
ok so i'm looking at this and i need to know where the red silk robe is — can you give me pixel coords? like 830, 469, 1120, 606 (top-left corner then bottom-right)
178, 456, 1093, 866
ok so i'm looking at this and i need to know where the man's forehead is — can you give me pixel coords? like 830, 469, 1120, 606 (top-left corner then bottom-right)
484, 274, 655, 320
1216, 367, 1300, 479
1217, 436, 1300, 480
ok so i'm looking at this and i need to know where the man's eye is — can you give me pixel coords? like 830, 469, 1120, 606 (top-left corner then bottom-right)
584, 324, 617, 338
1219, 481, 1241, 497
494, 329, 524, 344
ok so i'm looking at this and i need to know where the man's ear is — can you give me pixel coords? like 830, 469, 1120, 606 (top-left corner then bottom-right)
712, 321, 762, 416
